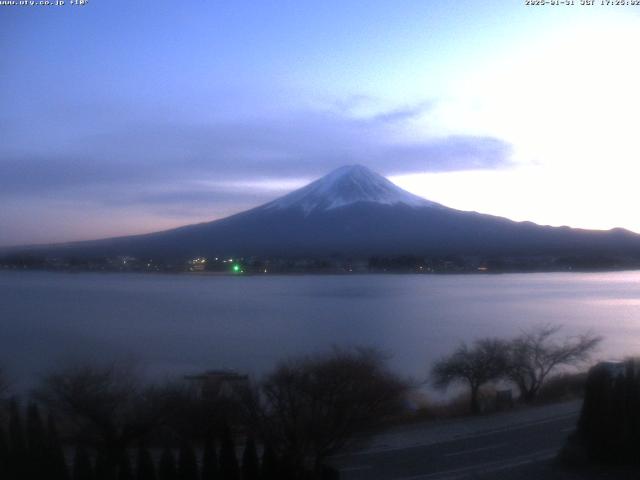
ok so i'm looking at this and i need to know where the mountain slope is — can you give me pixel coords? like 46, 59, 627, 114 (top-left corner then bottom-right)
8, 165, 640, 262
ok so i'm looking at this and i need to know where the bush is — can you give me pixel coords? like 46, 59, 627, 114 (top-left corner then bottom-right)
562, 359, 640, 465
535, 372, 587, 404
253, 347, 409, 477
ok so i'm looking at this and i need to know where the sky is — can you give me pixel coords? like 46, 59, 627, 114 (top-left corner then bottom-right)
2, 0, 640, 246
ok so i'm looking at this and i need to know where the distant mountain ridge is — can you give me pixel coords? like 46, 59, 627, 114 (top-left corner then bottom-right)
5, 165, 640, 266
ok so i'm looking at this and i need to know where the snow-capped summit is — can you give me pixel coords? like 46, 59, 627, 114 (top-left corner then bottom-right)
263, 164, 440, 214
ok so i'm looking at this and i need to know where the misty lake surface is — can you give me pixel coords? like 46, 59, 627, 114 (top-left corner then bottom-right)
2, 270, 640, 390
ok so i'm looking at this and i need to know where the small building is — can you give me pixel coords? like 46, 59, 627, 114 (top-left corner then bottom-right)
184, 369, 249, 401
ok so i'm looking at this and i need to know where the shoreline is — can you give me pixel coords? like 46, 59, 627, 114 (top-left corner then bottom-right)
3, 266, 640, 276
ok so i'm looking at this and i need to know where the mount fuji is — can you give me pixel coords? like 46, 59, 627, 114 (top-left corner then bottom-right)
10, 165, 640, 264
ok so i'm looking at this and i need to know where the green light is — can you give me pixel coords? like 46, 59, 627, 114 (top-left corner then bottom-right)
232, 264, 241, 273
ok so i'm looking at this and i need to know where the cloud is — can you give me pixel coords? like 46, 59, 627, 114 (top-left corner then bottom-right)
382, 136, 513, 173
369, 101, 435, 124
102, 185, 282, 216
0, 101, 513, 240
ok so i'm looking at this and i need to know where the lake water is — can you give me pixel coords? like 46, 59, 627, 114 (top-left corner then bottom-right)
2, 270, 640, 391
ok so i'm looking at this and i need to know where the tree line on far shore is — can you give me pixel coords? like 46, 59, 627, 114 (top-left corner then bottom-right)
0, 325, 601, 480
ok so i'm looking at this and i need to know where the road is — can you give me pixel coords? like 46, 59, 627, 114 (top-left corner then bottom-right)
331, 409, 579, 480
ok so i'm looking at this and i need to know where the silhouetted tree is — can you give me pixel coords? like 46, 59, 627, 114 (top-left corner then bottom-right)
200, 435, 218, 480
26, 403, 48, 478
255, 347, 408, 476
0, 424, 9, 479
136, 444, 156, 480
158, 447, 177, 480
219, 425, 239, 480
36, 362, 172, 473
8, 399, 27, 478
432, 338, 509, 414
0, 368, 9, 400
507, 325, 601, 403
47, 413, 70, 480
73, 446, 94, 480
260, 444, 278, 480
277, 453, 295, 480
117, 452, 134, 480
241, 437, 259, 480
159, 382, 221, 443
320, 465, 340, 480
94, 452, 110, 480
26, 403, 46, 449
178, 441, 198, 480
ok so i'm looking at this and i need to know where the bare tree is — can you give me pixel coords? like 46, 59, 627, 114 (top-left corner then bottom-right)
507, 325, 601, 403
432, 338, 509, 414
34, 362, 174, 476
253, 347, 408, 477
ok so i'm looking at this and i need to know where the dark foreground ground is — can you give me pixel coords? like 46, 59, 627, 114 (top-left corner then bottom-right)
481, 461, 640, 480
331, 401, 640, 480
